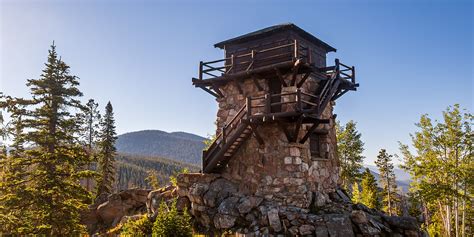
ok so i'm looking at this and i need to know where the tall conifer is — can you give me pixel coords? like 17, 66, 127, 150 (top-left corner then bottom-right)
0, 44, 90, 235
375, 149, 399, 215
336, 120, 365, 190
360, 168, 380, 209
96, 102, 117, 197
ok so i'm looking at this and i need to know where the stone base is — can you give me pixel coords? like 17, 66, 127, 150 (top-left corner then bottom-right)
176, 173, 426, 237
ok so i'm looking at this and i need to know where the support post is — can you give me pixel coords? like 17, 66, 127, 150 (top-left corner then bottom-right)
296, 88, 302, 112
199, 61, 203, 80
265, 93, 271, 115
351, 66, 355, 84
294, 39, 298, 60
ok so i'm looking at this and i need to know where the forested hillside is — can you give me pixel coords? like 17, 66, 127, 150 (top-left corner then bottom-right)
116, 130, 207, 165
116, 153, 200, 190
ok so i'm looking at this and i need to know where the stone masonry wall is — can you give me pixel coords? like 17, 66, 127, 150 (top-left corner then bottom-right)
214, 72, 340, 208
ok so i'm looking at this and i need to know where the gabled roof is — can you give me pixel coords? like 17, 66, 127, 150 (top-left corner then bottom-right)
214, 23, 336, 53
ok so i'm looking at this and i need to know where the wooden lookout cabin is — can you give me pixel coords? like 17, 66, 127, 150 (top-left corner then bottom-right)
192, 23, 358, 202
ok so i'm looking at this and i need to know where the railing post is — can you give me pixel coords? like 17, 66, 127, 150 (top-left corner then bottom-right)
246, 97, 252, 119
294, 39, 298, 60
296, 88, 302, 112
229, 54, 234, 73
199, 61, 203, 80
351, 66, 356, 84
265, 93, 271, 114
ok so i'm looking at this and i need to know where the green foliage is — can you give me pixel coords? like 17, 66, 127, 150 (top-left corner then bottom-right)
360, 168, 380, 209
399, 104, 472, 236
97, 102, 118, 197
336, 120, 365, 189
152, 200, 192, 237
146, 170, 161, 189
375, 149, 400, 215
0, 44, 91, 235
120, 215, 153, 237
351, 182, 362, 204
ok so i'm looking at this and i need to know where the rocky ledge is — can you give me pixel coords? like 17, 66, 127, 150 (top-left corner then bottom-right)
82, 174, 426, 236
176, 173, 426, 237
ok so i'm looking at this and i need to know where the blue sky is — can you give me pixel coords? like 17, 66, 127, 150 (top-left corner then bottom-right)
1, 0, 472, 165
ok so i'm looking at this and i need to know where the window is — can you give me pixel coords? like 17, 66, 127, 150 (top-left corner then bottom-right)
310, 133, 328, 159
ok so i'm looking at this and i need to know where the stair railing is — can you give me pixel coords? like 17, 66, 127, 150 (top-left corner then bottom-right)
203, 103, 248, 166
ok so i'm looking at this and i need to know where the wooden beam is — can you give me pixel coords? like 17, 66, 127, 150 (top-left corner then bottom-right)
211, 85, 224, 98
250, 124, 264, 145
198, 86, 219, 98
299, 122, 319, 144
292, 116, 303, 142
296, 72, 311, 88
274, 68, 288, 87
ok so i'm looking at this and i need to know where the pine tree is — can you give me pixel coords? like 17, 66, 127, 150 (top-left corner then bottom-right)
375, 149, 399, 216
351, 182, 362, 204
96, 102, 117, 197
0, 44, 91, 235
77, 99, 101, 192
360, 168, 379, 209
336, 120, 365, 190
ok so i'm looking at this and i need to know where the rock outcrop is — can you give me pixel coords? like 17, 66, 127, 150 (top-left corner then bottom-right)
81, 189, 150, 234
176, 173, 426, 236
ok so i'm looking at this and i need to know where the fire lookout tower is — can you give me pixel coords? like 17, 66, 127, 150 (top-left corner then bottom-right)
193, 24, 358, 199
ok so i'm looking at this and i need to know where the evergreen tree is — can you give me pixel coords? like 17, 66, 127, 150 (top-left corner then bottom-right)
400, 105, 473, 236
375, 149, 399, 216
351, 182, 362, 204
360, 168, 379, 209
0, 44, 90, 235
96, 102, 117, 197
77, 99, 101, 192
336, 120, 365, 190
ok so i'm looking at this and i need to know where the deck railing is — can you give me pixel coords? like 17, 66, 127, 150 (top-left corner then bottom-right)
198, 39, 312, 80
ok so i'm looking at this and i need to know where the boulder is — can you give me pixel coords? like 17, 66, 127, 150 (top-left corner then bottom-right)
237, 196, 263, 214
218, 197, 240, 216
383, 215, 419, 230
299, 224, 315, 235
350, 210, 368, 224
267, 208, 282, 232
325, 214, 354, 237
214, 213, 237, 229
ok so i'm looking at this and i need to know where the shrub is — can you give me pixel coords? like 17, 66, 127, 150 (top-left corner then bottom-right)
152, 200, 192, 237
120, 215, 153, 237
